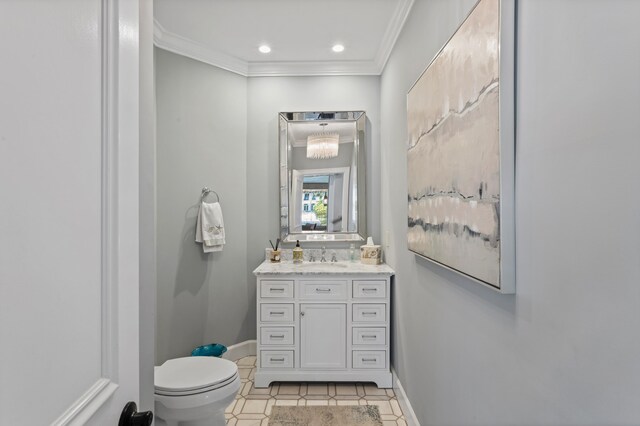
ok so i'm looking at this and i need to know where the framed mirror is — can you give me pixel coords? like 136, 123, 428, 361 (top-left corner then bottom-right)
280, 111, 366, 242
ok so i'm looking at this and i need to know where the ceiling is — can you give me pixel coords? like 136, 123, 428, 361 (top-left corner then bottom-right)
153, 0, 415, 77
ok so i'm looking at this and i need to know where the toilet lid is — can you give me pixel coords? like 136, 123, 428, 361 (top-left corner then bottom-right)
154, 357, 238, 393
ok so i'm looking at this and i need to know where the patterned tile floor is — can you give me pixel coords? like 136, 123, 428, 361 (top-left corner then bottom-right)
226, 356, 406, 426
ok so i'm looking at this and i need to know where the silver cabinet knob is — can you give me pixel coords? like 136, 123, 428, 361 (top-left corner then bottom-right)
300, 311, 305, 316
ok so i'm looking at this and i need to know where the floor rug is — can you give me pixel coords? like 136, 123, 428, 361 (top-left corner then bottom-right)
269, 405, 382, 426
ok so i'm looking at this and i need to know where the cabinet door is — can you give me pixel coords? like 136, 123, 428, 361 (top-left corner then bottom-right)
300, 304, 346, 369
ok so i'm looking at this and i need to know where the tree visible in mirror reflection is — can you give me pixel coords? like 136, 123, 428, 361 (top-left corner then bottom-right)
313, 199, 327, 226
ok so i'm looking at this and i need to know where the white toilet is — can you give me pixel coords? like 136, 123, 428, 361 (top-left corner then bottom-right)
154, 356, 241, 426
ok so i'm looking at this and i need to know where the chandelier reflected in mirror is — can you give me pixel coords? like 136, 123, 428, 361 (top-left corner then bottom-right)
306, 123, 339, 159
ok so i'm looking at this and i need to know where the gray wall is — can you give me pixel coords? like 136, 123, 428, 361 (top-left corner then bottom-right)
154, 58, 380, 362
246, 76, 381, 317
380, 1, 640, 424
155, 49, 249, 364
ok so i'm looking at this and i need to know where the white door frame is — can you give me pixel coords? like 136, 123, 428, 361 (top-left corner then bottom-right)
138, 0, 157, 416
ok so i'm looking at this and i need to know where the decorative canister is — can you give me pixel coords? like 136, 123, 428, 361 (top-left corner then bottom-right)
269, 249, 281, 263
360, 237, 382, 265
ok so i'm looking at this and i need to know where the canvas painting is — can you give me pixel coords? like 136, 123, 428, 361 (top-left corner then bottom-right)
407, 0, 513, 290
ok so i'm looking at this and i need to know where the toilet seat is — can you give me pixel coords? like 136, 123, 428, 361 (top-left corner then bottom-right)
155, 372, 239, 396
154, 357, 238, 397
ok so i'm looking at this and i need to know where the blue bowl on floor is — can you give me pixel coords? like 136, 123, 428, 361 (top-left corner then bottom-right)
191, 343, 227, 357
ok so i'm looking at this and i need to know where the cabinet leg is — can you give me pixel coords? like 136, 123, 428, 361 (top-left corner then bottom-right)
254, 372, 271, 389
374, 373, 393, 389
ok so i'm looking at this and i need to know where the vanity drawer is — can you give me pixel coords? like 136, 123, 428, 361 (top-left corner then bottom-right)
261, 350, 294, 369
352, 304, 386, 323
352, 351, 386, 369
260, 304, 294, 322
352, 327, 386, 346
260, 326, 294, 345
299, 280, 348, 300
260, 280, 294, 298
353, 280, 386, 299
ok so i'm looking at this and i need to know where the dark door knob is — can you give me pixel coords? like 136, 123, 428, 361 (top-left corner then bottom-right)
118, 402, 153, 426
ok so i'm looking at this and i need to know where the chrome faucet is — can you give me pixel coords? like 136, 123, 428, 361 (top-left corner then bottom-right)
331, 252, 338, 263
320, 246, 327, 262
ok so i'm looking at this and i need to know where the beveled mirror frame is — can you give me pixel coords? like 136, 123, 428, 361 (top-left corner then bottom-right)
279, 111, 366, 243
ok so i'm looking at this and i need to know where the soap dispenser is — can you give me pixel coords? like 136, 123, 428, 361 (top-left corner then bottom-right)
293, 240, 303, 263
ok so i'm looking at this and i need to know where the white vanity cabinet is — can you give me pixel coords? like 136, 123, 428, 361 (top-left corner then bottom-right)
300, 303, 347, 369
253, 261, 394, 388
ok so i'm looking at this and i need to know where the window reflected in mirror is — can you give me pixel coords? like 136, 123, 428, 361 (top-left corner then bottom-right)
301, 176, 329, 231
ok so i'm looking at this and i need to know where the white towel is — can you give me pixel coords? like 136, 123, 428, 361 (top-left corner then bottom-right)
195, 201, 225, 253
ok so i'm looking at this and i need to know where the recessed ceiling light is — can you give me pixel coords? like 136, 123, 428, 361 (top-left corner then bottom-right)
259, 45, 271, 54
332, 44, 345, 53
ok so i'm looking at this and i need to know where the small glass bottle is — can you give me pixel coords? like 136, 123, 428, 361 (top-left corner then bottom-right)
349, 243, 356, 262
293, 240, 304, 264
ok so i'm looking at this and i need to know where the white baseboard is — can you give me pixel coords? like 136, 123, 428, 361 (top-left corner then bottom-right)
392, 368, 420, 426
222, 340, 257, 361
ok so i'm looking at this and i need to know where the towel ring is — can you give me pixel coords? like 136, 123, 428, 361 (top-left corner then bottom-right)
201, 187, 220, 203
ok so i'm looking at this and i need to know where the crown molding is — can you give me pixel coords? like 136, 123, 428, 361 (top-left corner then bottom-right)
153, 0, 414, 77
248, 60, 380, 77
374, 0, 415, 73
153, 19, 249, 76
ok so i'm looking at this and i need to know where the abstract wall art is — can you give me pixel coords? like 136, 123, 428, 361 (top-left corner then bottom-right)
407, 0, 515, 292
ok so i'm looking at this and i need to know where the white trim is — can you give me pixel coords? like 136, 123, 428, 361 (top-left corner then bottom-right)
101, 0, 118, 382
248, 60, 380, 77
113, 0, 143, 409
51, 379, 118, 426
152, 0, 414, 77
374, 0, 415, 73
138, 0, 157, 414
392, 368, 420, 426
255, 371, 393, 389
222, 340, 257, 361
153, 19, 249, 76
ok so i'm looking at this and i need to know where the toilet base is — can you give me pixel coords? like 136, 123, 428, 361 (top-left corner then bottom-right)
154, 374, 239, 426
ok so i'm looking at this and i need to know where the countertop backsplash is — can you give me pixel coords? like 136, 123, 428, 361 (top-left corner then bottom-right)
264, 248, 356, 262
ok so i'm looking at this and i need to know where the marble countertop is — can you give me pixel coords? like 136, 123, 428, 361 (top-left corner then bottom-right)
253, 260, 395, 276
